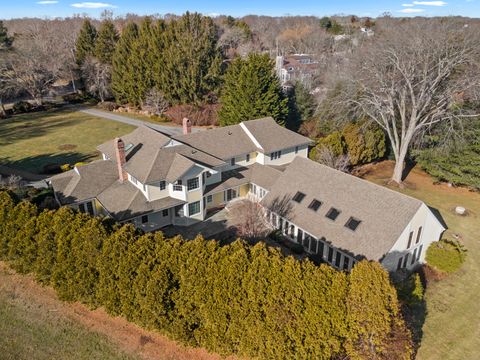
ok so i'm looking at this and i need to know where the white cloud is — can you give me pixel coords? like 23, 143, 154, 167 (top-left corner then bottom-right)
402, 3, 415, 6
398, 8, 426, 12
37, 0, 58, 4
412, 1, 447, 5
71, 2, 117, 8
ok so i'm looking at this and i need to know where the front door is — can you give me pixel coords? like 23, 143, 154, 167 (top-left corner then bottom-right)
225, 188, 237, 202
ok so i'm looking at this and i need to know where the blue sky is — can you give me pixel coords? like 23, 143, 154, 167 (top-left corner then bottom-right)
1, 0, 479, 19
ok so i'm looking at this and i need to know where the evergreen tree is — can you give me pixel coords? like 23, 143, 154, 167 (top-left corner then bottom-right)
75, 19, 97, 65
345, 261, 412, 359
95, 19, 118, 64
156, 12, 222, 105
111, 22, 139, 104
286, 81, 316, 130
0, 191, 17, 259
219, 53, 288, 126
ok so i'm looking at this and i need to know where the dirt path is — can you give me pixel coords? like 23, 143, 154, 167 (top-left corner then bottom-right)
0, 262, 240, 360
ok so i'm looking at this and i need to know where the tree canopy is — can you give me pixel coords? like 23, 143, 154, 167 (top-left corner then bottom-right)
219, 53, 288, 126
75, 19, 97, 65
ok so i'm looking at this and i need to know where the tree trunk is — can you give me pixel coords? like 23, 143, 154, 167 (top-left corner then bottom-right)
391, 159, 404, 185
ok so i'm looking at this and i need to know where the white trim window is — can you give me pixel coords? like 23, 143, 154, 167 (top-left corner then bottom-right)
188, 201, 201, 216
187, 177, 199, 191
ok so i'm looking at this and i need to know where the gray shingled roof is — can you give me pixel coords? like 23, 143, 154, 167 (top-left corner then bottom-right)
261, 157, 424, 261
50, 160, 118, 204
97, 181, 185, 221
123, 144, 224, 184
204, 163, 282, 196
173, 124, 258, 160
97, 125, 171, 160
241, 117, 313, 153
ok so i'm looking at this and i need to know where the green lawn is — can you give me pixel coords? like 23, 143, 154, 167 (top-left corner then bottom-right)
0, 109, 135, 174
0, 292, 138, 360
364, 163, 480, 359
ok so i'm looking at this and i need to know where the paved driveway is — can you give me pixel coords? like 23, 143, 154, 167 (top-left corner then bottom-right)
79, 108, 201, 136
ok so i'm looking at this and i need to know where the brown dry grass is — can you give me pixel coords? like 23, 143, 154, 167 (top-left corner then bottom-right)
0, 262, 240, 360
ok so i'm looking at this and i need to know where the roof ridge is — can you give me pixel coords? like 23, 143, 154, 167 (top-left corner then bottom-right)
291, 157, 423, 205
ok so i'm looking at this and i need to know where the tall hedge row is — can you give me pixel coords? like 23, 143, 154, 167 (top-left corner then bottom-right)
0, 191, 412, 359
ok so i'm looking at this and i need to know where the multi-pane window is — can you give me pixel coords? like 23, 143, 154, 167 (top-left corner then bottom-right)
328, 247, 334, 263
188, 201, 201, 216
335, 252, 342, 267
292, 191, 306, 203
207, 195, 213, 203
187, 177, 199, 191
308, 199, 322, 211
162, 209, 169, 217
411, 248, 417, 265
230, 158, 236, 166
343, 257, 350, 270
309, 238, 318, 253
397, 257, 403, 270
318, 241, 325, 258
345, 217, 361, 231
295, 146, 299, 154
403, 254, 410, 268
417, 244, 424, 261
297, 229, 303, 243
159, 181, 166, 190
270, 151, 282, 160
141, 215, 148, 224
79, 201, 94, 215
246, 153, 250, 162
326, 207, 341, 221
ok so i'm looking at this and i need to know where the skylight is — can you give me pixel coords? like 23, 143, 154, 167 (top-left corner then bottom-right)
326, 207, 341, 221
345, 217, 362, 231
292, 191, 306, 203
125, 143, 134, 152
308, 199, 322, 212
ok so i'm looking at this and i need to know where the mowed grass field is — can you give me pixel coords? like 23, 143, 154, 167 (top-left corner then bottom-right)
0, 267, 138, 360
362, 161, 480, 359
0, 108, 135, 174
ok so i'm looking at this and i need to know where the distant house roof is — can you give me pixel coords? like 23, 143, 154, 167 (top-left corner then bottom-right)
261, 157, 424, 261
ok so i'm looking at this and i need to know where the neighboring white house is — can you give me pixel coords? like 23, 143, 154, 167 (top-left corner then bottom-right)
50, 117, 445, 272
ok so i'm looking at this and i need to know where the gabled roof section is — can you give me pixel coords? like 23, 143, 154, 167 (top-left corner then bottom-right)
261, 157, 423, 261
173, 124, 258, 160
50, 160, 119, 205
240, 117, 313, 153
96, 180, 185, 221
97, 125, 171, 160
165, 154, 196, 183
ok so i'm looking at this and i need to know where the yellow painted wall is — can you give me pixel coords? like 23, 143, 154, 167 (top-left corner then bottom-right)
239, 184, 249, 197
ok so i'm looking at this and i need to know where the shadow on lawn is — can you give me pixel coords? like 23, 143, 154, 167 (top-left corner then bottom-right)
0, 152, 93, 175
0, 108, 85, 145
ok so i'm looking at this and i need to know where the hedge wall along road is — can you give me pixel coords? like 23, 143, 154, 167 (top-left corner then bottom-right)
0, 191, 412, 359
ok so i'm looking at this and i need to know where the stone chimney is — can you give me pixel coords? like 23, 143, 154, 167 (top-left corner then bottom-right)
182, 117, 192, 135
114, 137, 128, 182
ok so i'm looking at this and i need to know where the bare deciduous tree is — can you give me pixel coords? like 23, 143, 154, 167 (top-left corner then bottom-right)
350, 20, 480, 184
313, 146, 351, 173
227, 200, 271, 240
81, 56, 112, 102
143, 88, 169, 115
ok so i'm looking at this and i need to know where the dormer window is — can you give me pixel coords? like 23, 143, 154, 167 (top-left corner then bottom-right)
159, 181, 166, 190
231, 158, 236, 166
246, 153, 250, 162
292, 191, 306, 203
326, 207, 341, 221
270, 151, 282, 160
308, 199, 322, 212
345, 217, 361, 231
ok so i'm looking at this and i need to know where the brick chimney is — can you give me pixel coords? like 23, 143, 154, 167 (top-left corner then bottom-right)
114, 137, 128, 182
182, 117, 192, 135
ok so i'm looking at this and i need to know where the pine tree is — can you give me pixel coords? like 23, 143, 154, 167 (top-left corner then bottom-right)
95, 19, 118, 64
75, 19, 97, 65
0, 21, 13, 51
111, 22, 139, 105
156, 12, 222, 105
219, 53, 288, 126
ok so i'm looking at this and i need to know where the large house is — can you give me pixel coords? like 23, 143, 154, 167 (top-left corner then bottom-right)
50, 117, 445, 272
